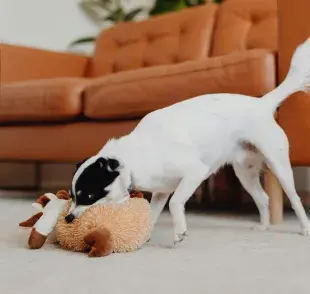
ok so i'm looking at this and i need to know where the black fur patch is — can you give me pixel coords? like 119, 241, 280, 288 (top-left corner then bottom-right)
73, 157, 120, 206
76, 158, 89, 170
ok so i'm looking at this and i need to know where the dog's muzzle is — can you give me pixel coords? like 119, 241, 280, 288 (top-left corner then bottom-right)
65, 213, 75, 223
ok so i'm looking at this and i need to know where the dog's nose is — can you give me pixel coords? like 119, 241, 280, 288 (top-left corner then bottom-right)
65, 213, 75, 223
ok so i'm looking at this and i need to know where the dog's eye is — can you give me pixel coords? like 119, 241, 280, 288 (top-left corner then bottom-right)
77, 190, 83, 197
88, 194, 95, 200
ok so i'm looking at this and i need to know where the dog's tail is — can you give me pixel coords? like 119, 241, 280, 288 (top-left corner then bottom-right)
262, 37, 310, 112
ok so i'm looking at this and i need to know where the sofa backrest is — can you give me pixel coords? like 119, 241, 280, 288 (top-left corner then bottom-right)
87, 4, 218, 78
87, 0, 278, 77
212, 0, 277, 57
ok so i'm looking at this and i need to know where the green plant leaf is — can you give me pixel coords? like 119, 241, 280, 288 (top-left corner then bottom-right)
124, 8, 144, 21
69, 36, 96, 47
105, 7, 125, 22
150, 0, 187, 15
150, 0, 221, 15
79, 2, 103, 23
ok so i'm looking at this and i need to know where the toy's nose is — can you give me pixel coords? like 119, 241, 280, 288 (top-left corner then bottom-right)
65, 213, 75, 223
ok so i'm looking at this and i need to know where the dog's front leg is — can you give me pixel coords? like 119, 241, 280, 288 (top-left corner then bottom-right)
151, 192, 170, 226
169, 163, 211, 245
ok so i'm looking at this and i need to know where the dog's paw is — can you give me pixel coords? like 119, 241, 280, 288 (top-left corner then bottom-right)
252, 224, 270, 232
174, 231, 188, 245
300, 227, 310, 236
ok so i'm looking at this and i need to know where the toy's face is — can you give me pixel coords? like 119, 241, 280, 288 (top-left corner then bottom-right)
66, 157, 130, 223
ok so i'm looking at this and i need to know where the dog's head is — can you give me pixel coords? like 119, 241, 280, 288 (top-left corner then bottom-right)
66, 156, 130, 223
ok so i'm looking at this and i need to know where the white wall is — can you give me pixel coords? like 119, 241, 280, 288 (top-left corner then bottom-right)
0, 0, 155, 52
0, 0, 95, 51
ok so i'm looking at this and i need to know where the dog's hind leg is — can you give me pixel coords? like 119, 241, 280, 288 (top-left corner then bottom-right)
252, 123, 310, 235
233, 158, 270, 231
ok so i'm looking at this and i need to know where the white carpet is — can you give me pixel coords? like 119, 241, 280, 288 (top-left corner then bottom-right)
1, 197, 310, 294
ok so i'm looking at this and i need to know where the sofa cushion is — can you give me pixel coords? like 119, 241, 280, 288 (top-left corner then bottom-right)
212, 0, 277, 56
0, 78, 89, 123
87, 4, 218, 77
84, 49, 275, 120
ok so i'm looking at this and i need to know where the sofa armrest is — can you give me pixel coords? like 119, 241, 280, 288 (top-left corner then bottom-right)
0, 44, 90, 82
85, 49, 276, 119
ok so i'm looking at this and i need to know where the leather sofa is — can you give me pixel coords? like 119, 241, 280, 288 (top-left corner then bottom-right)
0, 0, 277, 163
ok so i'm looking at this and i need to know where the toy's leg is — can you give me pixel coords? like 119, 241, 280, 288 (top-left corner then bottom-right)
169, 163, 211, 244
84, 227, 113, 258
29, 198, 68, 249
232, 160, 270, 231
28, 228, 48, 249
19, 212, 43, 227
150, 192, 170, 226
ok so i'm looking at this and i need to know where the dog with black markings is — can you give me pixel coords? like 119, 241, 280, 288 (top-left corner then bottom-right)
66, 38, 310, 244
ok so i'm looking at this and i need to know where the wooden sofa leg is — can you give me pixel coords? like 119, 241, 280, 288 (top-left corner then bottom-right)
264, 169, 283, 224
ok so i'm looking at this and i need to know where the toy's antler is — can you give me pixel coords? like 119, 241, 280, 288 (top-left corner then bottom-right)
56, 190, 71, 200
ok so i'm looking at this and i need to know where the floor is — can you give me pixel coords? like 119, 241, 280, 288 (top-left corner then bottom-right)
1, 196, 310, 294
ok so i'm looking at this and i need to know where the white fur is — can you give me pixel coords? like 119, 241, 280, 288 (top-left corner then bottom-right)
73, 38, 310, 243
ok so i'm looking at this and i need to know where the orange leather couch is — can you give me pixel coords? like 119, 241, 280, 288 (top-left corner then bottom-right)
0, 0, 277, 163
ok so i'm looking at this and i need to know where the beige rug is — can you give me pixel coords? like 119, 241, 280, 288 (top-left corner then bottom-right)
1, 197, 310, 294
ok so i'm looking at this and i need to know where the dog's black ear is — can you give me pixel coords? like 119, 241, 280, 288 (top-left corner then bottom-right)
96, 157, 107, 169
76, 158, 88, 170
96, 157, 120, 171
107, 158, 120, 171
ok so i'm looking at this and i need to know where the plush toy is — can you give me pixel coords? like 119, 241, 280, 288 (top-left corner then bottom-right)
19, 190, 152, 257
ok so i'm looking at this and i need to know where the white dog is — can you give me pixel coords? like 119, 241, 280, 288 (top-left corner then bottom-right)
67, 38, 310, 244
